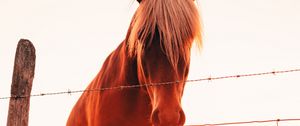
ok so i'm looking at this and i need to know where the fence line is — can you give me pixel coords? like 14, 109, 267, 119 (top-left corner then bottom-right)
187, 118, 300, 126
1, 68, 300, 100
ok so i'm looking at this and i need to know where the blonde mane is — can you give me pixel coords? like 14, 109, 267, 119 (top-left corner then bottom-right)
126, 0, 202, 69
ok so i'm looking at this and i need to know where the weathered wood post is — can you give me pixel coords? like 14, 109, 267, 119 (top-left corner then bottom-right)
7, 39, 36, 126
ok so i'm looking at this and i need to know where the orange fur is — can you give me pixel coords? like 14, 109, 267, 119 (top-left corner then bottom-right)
67, 1, 203, 125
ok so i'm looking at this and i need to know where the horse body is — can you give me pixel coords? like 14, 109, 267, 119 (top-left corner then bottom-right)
67, 42, 152, 126
67, 0, 202, 125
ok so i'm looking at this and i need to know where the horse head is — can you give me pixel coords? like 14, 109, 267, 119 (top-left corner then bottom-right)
128, 0, 203, 125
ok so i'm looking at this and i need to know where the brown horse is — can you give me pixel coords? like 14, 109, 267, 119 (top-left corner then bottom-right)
67, 0, 202, 125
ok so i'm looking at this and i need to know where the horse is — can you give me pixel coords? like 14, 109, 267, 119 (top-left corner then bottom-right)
67, 0, 202, 125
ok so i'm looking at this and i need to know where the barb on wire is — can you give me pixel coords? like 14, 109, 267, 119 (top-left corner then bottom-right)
1, 68, 300, 100
186, 118, 300, 126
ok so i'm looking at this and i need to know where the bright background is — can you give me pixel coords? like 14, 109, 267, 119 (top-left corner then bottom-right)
1, 0, 300, 125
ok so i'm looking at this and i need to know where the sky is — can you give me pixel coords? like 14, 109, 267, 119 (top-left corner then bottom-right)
1, 0, 300, 125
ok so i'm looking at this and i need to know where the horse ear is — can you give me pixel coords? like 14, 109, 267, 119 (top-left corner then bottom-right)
137, 0, 141, 3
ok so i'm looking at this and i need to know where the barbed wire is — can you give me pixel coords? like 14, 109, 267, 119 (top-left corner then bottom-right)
186, 118, 300, 126
1, 68, 300, 100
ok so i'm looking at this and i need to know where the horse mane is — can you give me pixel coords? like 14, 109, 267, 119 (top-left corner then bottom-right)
126, 0, 202, 75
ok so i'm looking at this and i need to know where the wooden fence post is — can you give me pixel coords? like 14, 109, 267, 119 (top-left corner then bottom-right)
7, 39, 36, 126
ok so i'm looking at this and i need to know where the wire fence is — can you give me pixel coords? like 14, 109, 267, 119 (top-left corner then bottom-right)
1, 68, 300, 125
187, 118, 300, 126
1, 68, 300, 100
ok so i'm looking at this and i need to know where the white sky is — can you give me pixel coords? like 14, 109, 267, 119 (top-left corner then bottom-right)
1, 0, 300, 125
